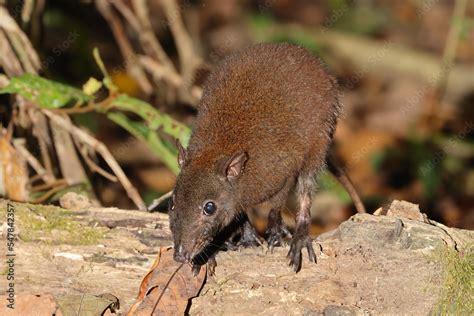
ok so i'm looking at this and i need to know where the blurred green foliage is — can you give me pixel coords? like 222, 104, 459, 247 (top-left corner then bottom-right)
249, 14, 321, 54
456, 16, 474, 40
374, 132, 473, 202
0, 72, 190, 174
328, 3, 389, 35
0, 73, 92, 108
318, 172, 352, 204
373, 136, 441, 200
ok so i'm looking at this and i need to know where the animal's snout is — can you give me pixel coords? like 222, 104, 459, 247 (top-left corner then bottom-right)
173, 244, 191, 263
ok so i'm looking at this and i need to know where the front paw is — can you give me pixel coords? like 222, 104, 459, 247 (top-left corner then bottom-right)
265, 223, 291, 253
192, 256, 217, 277
239, 222, 263, 248
286, 234, 317, 273
207, 256, 217, 276
226, 221, 262, 249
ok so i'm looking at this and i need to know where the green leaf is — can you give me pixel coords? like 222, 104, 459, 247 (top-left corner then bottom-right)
0, 73, 92, 108
109, 94, 191, 146
418, 159, 440, 200
107, 112, 180, 174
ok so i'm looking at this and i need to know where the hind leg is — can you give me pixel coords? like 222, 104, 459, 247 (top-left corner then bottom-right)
265, 177, 295, 252
287, 173, 317, 272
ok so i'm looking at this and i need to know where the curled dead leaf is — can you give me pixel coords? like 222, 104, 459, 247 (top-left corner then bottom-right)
128, 246, 206, 315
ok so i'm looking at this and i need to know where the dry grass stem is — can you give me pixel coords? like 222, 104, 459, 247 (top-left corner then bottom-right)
42, 109, 146, 210
96, 0, 153, 95
148, 190, 173, 211
13, 138, 54, 184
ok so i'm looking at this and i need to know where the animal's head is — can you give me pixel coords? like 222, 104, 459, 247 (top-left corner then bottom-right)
169, 140, 248, 264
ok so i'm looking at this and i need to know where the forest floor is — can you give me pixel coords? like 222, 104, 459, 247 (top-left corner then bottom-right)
0, 198, 472, 315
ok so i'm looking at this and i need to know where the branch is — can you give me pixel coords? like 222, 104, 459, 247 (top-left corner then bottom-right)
147, 190, 173, 211
42, 109, 146, 211
13, 138, 54, 184
0, 6, 40, 74
159, 0, 201, 89
97, 0, 203, 105
95, 0, 153, 95
132, 0, 175, 70
422, 0, 469, 130
28, 108, 56, 181
138, 55, 202, 100
74, 139, 118, 182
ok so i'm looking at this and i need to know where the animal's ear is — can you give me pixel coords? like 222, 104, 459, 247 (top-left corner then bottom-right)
176, 139, 186, 168
222, 152, 248, 181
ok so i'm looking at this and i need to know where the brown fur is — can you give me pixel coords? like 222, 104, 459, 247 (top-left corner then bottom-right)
169, 43, 341, 270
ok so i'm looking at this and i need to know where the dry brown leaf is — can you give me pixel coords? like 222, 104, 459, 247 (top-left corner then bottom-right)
128, 246, 206, 315
0, 294, 63, 315
0, 129, 28, 201
0, 293, 119, 315
56, 293, 120, 315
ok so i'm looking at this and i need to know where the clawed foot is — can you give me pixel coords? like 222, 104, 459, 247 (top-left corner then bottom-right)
226, 220, 263, 249
287, 233, 317, 273
265, 223, 292, 253
192, 256, 217, 277
207, 256, 217, 276
239, 221, 263, 247
192, 264, 201, 276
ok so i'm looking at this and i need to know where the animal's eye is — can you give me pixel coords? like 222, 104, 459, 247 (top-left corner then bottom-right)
203, 201, 217, 216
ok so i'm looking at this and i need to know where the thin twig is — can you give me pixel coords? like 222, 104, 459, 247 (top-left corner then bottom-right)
95, 0, 153, 95
110, 0, 141, 33
76, 141, 118, 182
21, 0, 35, 24
96, 0, 202, 106
0, 6, 40, 71
77, 293, 85, 316
50, 114, 90, 187
0, 30, 23, 76
159, 0, 201, 89
151, 262, 185, 314
422, 0, 467, 131
131, 0, 175, 70
13, 138, 54, 184
438, 0, 468, 97
42, 109, 146, 210
31, 182, 68, 204
30, 179, 67, 192
112, 0, 177, 73
49, 103, 97, 114
421, 0, 466, 133
28, 107, 56, 181
28, 174, 44, 185
139, 55, 202, 100
147, 190, 173, 212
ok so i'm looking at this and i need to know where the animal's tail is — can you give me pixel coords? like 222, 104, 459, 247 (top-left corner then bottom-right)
327, 159, 367, 214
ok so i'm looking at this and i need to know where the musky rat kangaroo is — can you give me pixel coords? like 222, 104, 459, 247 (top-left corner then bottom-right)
167, 43, 365, 273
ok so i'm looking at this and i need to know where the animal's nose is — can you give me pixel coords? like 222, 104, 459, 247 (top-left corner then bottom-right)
173, 244, 190, 263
